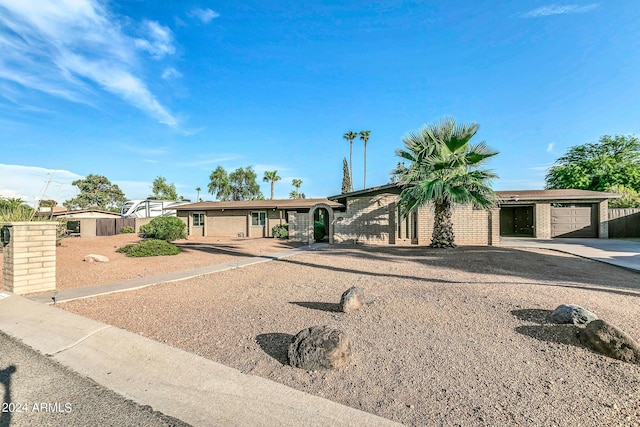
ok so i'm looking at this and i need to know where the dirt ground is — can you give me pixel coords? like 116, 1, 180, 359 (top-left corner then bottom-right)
4, 236, 640, 425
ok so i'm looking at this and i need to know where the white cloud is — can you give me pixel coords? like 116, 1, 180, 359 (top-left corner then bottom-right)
187, 8, 220, 23
161, 67, 182, 80
546, 142, 554, 153
134, 20, 175, 59
0, 0, 180, 127
0, 164, 82, 206
522, 4, 599, 18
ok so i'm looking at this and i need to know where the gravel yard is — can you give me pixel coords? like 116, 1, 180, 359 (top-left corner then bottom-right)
50, 238, 640, 426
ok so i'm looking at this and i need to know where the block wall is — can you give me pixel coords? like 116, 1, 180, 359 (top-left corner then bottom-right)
416, 204, 494, 245
2, 222, 56, 295
288, 211, 312, 243
333, 194, 396, 244
598, 199, 609, 238
534, 203, 551, 238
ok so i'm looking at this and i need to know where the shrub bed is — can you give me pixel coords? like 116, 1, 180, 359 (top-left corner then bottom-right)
116, 239, 181, 257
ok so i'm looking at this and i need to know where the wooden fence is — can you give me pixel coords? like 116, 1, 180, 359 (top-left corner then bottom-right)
96, 218, 136, 236
608, 208, 640, 238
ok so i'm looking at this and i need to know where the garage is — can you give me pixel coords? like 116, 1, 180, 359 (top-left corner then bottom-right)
551, 203, 597, 238
499, 205, 534, 236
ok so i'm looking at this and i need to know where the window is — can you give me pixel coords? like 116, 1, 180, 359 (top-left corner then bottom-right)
192, 213, 204, 226
252, 212, 266, 226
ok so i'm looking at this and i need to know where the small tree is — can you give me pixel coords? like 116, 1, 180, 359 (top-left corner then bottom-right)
607, 185, 640, 208
341, 157, 351, 194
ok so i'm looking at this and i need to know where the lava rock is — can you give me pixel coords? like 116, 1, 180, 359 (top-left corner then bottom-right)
579, 319, 640, 364
548, 304, 598, 325
339, 286, 365, 313
288, 326, 352, 370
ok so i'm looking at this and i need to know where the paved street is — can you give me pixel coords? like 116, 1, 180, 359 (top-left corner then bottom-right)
0, 332, 189, 427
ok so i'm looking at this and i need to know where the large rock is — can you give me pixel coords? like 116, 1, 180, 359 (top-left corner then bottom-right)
288, 326, 352, 370
84, 254, 109, 263
339, 286, 365, 313
548, 304, 598, 325
579, 319, 640, 364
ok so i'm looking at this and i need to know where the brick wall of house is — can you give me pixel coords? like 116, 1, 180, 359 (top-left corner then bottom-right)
333, 193, 495, 246
598, 199, 609, 238
416, 204, 494, 245
266, 210, 285, 238
333, 194, 396, 244
534, 203, 551, 238
2, 222, 56, 295
205, 211, 248, 237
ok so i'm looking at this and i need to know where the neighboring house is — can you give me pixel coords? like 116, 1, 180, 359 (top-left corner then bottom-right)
173, 187, 619, 245
38, 208, 125, 237
171, 198, 344, 243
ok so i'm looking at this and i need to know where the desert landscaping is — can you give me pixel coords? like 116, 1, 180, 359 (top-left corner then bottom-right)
3, 235, 640, 425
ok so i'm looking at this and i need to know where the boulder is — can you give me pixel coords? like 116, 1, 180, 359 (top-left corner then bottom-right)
84, 254, 109, 263
548, 304, 598, 325
288, 326, 352, 370
339, 286, 365, 313
579, 320, 640, 364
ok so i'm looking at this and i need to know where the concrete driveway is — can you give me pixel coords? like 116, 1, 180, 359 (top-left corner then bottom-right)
499, 237, 640, 272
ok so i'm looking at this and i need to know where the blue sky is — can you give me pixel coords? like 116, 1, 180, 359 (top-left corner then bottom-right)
1, 1, 639, 206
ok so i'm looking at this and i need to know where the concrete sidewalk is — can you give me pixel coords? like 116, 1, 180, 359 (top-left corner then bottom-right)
500, 237, 640, 272
0, 293, 400, 426
30, 243, 329, 305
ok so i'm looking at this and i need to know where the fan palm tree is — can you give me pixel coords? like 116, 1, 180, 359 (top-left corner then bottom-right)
195, 187, 201, 202
343, 131, 358, 192
394, 117, 498, 248
359, 130, 371, 189
263, 170, 281, 200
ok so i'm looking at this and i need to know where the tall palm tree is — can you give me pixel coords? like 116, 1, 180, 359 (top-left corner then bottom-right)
290, 179, 305, 199
394, 117, 498, 248
263, 170, 281, 200
343, 131, 358, 192
292, 179, 302, 191
195, 187, 201, 202
359, 130, 371, 189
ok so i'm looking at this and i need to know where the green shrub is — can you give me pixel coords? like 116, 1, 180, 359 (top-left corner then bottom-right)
139, 216, 186, 241
313, 221, 326, 241
272, 224, 289, 239
116, 239, 181, 257
120, 226, 135, 234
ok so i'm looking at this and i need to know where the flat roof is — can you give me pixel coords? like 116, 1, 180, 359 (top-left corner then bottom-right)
172, 198, 344, 211
496, 189, 619, 201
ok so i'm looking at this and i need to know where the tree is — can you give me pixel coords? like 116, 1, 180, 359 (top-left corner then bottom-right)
343, 131, 358, 191
290, 178, 306, 199
63, 174, 126, 212
341, 157, 352, 194
208, 166, 263, 201
360, 130, 371, 189
394, 117, 498, 248
195, 187, 201, 202
208, 166, 231, 200
607, 185, 640, 208
545, 135, 640, 192
263, 170, 281, 200
150, 176, 179, 200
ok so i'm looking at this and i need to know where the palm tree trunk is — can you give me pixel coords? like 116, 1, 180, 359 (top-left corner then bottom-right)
363, 141, 367, 189
270, 181, 275, 200
349, 142, 353, 192
431, 201, 455, 248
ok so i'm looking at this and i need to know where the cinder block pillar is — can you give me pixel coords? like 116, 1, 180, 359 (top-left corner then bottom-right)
2, 222, 56, 295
